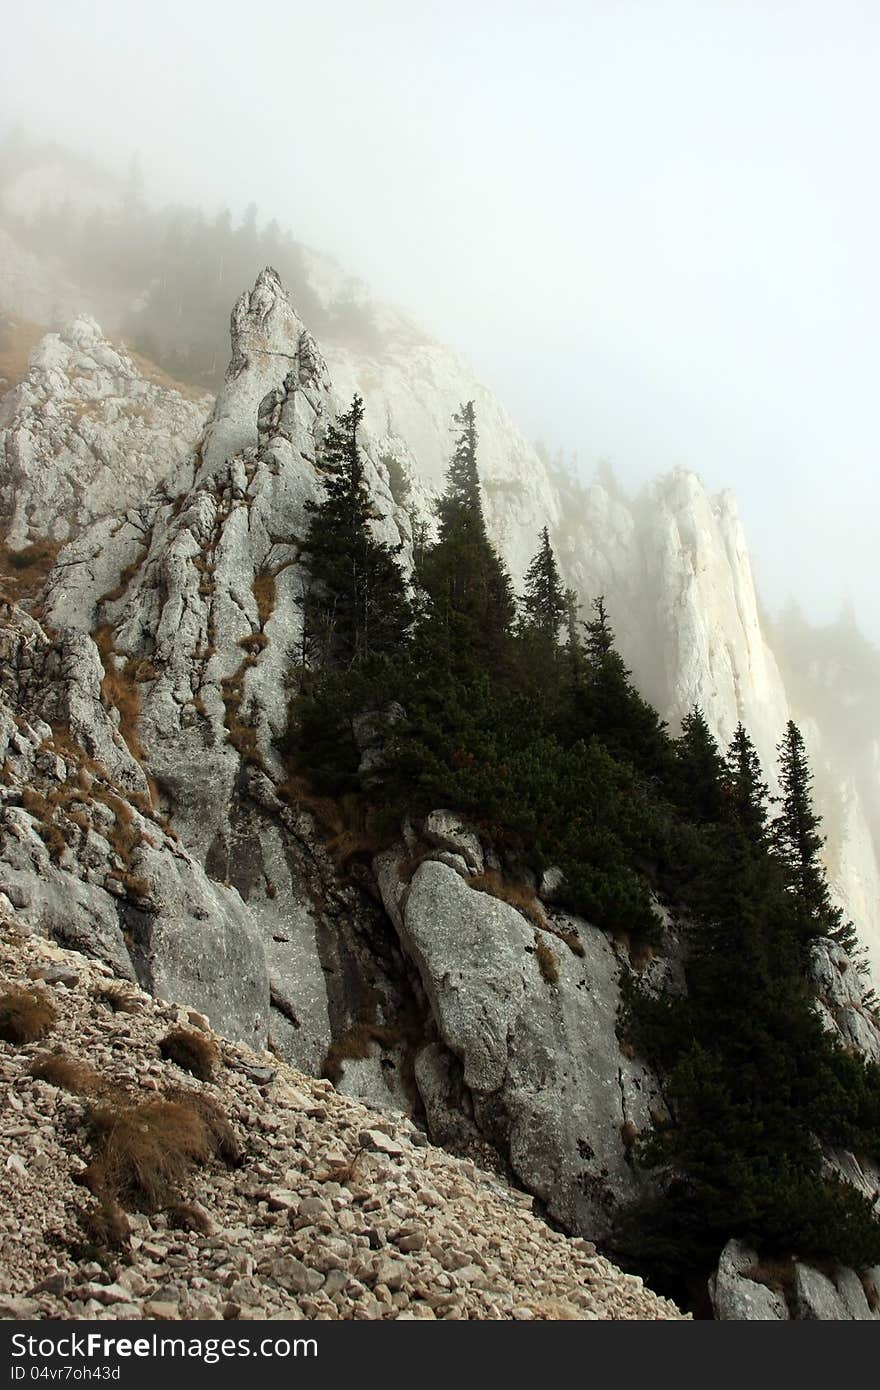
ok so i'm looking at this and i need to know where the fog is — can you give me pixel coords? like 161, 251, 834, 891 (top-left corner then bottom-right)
4, 1, 880, 639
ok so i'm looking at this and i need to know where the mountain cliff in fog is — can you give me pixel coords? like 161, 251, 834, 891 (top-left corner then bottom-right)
1, 210, 879, 1320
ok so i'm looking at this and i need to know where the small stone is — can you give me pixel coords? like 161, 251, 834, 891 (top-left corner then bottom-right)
238, 1062, 276, 1086
266, 1189, 299, 1211
359, 1129, 405, 1157
395, 1231, 427, 1253
271, 1256, 324, 1295
372, 1257, 408, 1291
29, 964, 79, 988
144, 1301, 179, 1321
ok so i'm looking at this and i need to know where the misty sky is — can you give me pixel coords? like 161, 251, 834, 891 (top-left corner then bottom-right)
5, 1, 880, 638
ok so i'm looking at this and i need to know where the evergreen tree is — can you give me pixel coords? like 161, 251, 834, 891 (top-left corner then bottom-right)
298, 394, 411, 669
772, 720, 856, 948
417, 402, 515, 660
576, 597, 671, 778
674, 707, 726, 823
724, 722, 771, 849
520, 527, 566, 643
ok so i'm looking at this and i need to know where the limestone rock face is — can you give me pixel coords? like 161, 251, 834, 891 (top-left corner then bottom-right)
0, 315, 209, 545
0, 606, 268, 1045
15, 270, 417, 1075
708, 1241, 789, 1320
391, 859, 664, 1240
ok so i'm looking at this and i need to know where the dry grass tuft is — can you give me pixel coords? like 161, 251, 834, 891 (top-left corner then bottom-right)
742, 1256, 797, 1305
29, 1050, 100, 1094
620, 1120, 639, 1150
470, 869, 547, 930
83, 1092, 239, 1211
0, 533, 64, 609
0, 985, 57, 1044
92, 626, 151, 775
252, 570, 277, 626
165, 1088, 243, 1167
159, 1027, 219, 1082
21, 787, 69, 861
239, 631, 268, 653
534, 934, 560, 985
91, 981, 140, 1014
166, 1201, 214, 1235
77, 1199, 131, 1250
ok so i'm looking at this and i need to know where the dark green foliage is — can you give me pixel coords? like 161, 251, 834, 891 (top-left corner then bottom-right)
724, 722, 771, 849
298, 395, 412, 670
520, 527, 566, 643
574, 598, 672, 780
286, 394, 880, 1299
621, 724, 880, 1298
773, 720, 860, 955
417, 402, 516, 666
673, 707, 727, 822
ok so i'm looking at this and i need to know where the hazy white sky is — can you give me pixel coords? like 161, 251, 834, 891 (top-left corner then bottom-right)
5, 1, 880, 636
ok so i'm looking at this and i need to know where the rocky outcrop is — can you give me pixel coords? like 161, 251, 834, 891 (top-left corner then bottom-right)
0, 316, 209, 546
0, 265, 877, 1319
0, 924, 685, 1320
1, 270, 422, 1076
376, 855, 666, 1240
0, 605, 267, 1046
708, 1239, 879, 1320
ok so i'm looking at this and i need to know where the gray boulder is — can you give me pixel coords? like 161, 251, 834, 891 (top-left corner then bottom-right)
708, 1240, 789, 1320
392, 858, 663, 1239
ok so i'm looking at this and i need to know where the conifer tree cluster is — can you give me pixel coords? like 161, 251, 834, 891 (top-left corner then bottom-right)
287, 395, 880, 1299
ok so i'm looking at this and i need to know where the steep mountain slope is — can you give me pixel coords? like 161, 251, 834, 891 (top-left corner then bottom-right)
0, 924, 685, 1321
0, 269, 878, 1317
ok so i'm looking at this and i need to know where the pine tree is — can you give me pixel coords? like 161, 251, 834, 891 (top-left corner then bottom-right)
520, 527, 566, 643
417, 402, 515, 658
298, 394, 411, 669
674, 707, 726, 822
576, 597, 671, 778
724, 722, 771, 849
772, 720, 858, 950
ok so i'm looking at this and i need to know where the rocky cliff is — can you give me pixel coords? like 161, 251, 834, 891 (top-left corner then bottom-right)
0, 265, 878, 1319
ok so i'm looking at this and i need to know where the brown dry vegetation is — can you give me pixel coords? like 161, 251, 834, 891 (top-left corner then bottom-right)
239, 632, 268, 654
21, 786, 69, 861
0, 984, 57, 1043
92, 627, 154, 786
0, 535, 64, 607
90, 981, 141, 1015
620, 1120, 639, 1150
82, 1092, 238, 1212
469, 869, 547, 930
220, 666, 265, 770
99, 548, 150, 605
159, 1027, 219, 1082
166, 1201, 213, 1235
277, 778, 387, 871
28, 1050, 101, 1094
742, 1256, 798, 1308
252, 569, 277, 626
534, 935, 560, 985
77, 1198, 131, 1251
